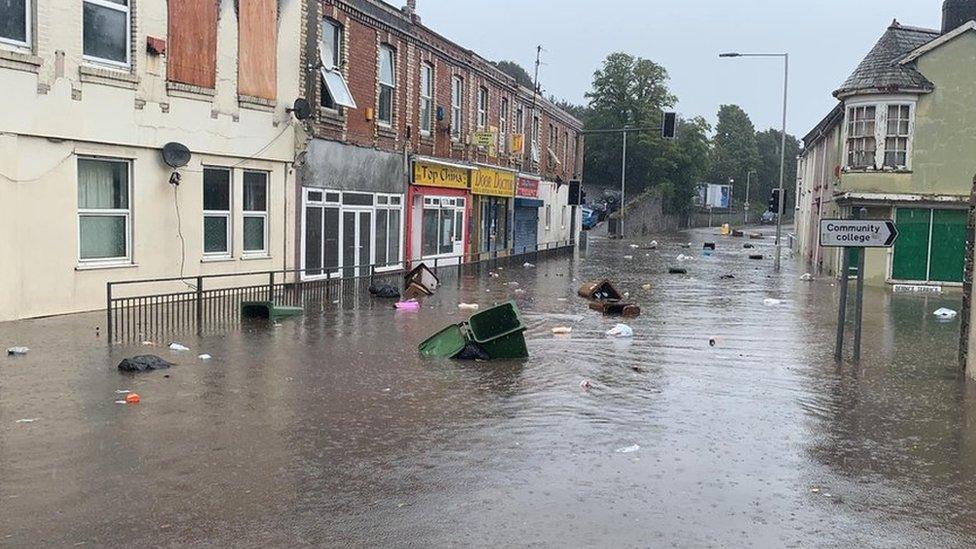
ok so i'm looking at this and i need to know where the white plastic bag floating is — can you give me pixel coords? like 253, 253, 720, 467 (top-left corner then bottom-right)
649, 240, 659, 249
552, 327, 573, 335
763, 298, 783, 307
458, 303, 480, 310
606, 324, 634, 338
616, 444, 640, 454
523, 262, 536, 268
800, 273, 814, 282
168, 342, 190, 351
6, 347, 29, 356
933, 308, 958, 320
676, 254, 695, 262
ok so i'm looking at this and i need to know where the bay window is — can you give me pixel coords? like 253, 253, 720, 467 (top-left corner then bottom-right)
420, 63, 433, 134
203, 167, 231, 256
243, 171, 268, 255
451, 76, 463, 140
885, 105, 911, 168
0, 0, 30, 47
83, 0, 130, 66
378, 45, 395, 126
78, 158, 130, 263
846, 105, 876, 169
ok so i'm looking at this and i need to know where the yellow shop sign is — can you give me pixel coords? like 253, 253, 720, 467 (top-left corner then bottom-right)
413, 160, 470, 190
472, 167, 516, 198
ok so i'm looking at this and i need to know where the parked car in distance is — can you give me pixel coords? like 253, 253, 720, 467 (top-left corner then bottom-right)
582, 207, 599, 230
760, 211, 777, 225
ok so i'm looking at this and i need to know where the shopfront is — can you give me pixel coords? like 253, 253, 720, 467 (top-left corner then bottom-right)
406, 157, 474, 265
513, 174, 543, 252
471, 166, 517, 256
299, 140, 405, 279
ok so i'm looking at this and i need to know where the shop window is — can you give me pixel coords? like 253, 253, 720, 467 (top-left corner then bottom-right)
378, 45, 396, 126
422, 200, 462, 257
78, 158, 130, 263
203, 167, 231, 256
420, 63, 433, 134
243, 171, 268, 255
83, 0, 130, 67
320, 19, 356, 110
1, 0, 30, 47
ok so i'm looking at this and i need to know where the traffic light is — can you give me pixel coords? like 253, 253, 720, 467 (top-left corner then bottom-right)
768, 189, 782, 214
662, 112, 677, 139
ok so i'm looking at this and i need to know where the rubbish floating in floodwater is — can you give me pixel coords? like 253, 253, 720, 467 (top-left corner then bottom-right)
115, 390, 131, 394
552, 327, 573, 335
623, 255, 634, 260
125, 393, 141, 404
118, 355, 174, 372
709, 338, 717, 347
6, 347, 29, 356
514, 288, 526, 294
580, 379, 593, 390
141, 341, 156, 347
642, 283, 652, 291
720, 274, 735, 280
198, 354, 212, 360
669, 267, 688, 275
763, 298, 783, 307
934, 308, 958, 321
677, 254, 695, 262
800, 273, 814, 281
523, 262, 536, 268
606, 324, 634, 338
616, 444, 641, 454
394, 300, 421, 311
630, 244, 640, 249
458, 303, 480, 311
15, 418, 38, 424
168, 343, 190, 352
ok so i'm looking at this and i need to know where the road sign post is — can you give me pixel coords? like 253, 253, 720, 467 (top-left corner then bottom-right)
821, 214, 898, 362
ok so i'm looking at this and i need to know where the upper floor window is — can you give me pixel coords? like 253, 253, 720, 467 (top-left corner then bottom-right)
0, 0, 30, 47
516, 105, 524, 133
319, 19, 355, 110
478, 86, 489, 129
420, 63, 433, 134
378, 45, 396, 126
563, 130, 569, 164
83, 0, 130, 67
451, 76, 463, 140
551, 124, 558, 155
500, 98, 509, 153
885, 104, 911, 169
846, 105, 876, 169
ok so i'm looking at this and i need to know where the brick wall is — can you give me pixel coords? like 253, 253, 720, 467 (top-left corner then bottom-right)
303, 0, 583, 183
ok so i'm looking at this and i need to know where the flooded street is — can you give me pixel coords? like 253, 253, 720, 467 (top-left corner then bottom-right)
2, 227, 975, 548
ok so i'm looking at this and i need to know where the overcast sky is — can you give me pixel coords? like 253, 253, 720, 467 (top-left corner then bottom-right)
402, 0, 944, 138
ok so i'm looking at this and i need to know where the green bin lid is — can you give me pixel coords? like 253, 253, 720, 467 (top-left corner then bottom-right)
419, 323, 469, 358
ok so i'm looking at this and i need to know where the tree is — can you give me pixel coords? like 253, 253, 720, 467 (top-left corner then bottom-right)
658, 117, 712, 214
708, 105, 760, 197
582, 53, 677, 197
493, 60, 534, 89
755, 129, 800, 211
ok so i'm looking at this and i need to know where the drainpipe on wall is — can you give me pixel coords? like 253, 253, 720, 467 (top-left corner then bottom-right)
959, 175, 976, 373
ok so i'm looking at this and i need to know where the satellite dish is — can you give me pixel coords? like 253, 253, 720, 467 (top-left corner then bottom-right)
287, 98, 313, 120
161, 142, 191, 168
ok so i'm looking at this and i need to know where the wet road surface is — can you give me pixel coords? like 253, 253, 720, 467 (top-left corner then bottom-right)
1, 227, 974, 548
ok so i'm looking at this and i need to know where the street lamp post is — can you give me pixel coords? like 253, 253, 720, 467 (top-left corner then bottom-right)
745, 169, 756, 224
720, 52, 789, 272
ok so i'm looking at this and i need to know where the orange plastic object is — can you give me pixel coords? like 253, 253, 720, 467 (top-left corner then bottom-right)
125, 393, 141, 404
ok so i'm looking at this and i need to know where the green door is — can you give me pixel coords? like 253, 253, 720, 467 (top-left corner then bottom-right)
892, 208, 931, 281
929, 209, 966, 283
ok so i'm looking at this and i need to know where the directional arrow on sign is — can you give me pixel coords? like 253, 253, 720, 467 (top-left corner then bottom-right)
819, 219, 899, 248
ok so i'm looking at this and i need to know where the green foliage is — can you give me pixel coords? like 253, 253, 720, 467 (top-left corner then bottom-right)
708, 105, 760, 190
755, 129, 800, 208
493, 60, 534, 89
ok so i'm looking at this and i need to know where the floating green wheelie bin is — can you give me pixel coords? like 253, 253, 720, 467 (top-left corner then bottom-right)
419, 323, 469, 358
418, 301, 529, 360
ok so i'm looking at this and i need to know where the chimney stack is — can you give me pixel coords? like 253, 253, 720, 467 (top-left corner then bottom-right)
943, 0, 976, 33
403, 0, 416, 17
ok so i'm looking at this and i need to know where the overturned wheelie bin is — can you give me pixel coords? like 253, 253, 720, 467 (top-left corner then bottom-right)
419, 301, 528, 360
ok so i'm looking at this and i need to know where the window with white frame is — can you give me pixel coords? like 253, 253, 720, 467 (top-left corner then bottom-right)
846, 105, 876, 169
319, 19, 356, 110
499, 97, 509, 153
0, 0, 30, 47
420, 63, 433, 134
78, 157, 130, 263
378, 45, 395, 126
885, 104, 911, 168
243, 171, 268, 255
478, 86, 489, 129
531, 113, 541, 163
544, 204, 552, 230
422, 197, 464, 257
83, 0, 130, 66
374, 194, 403, 269
203, 167, 231, 256
451, 76, 463, 140
551, 124, 558, 159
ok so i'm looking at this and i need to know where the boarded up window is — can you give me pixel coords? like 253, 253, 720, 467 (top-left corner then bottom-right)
167, 0, 218, 88
238, 0, 277, 101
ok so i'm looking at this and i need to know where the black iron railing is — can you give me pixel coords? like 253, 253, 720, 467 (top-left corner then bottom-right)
106, 240, 575, 343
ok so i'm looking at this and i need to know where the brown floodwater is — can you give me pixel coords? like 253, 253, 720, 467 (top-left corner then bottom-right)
1, 227, 973, 548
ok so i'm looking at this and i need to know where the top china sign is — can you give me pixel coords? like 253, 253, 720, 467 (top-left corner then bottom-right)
413, 160, 470, 190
